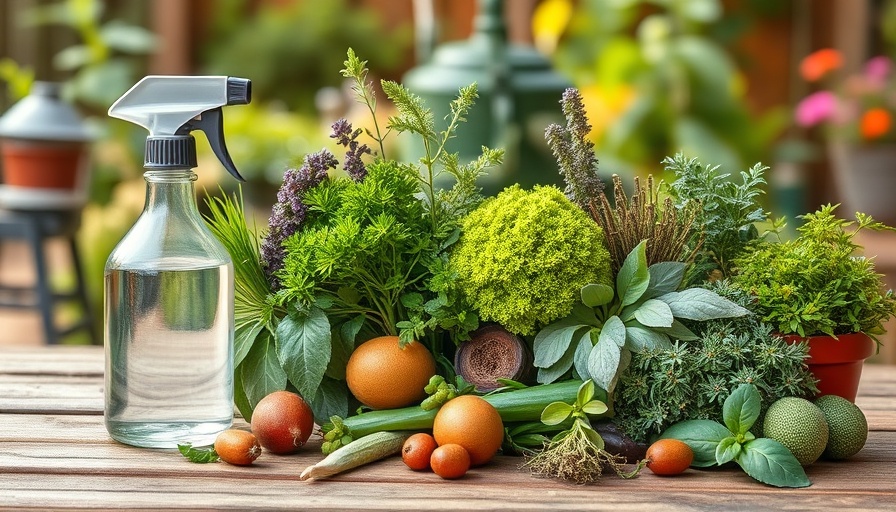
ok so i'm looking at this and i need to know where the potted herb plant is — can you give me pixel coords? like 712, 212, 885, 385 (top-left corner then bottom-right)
732, 204, 896, 401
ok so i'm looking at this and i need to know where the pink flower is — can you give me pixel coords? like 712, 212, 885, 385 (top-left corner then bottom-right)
864, 56, 891, 86
795, 91, 838, 127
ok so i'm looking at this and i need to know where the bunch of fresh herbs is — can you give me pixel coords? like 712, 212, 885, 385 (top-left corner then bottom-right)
614, 281, 818, 443
523, 380, 641, 484
660, 383, 811, 488
533, 240, 749, 393
205, 49, 502, 422
663, 153, 778, 285
732, 204, 896, 339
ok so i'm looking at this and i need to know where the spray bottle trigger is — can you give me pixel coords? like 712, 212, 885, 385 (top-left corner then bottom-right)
187, 107, 245, 181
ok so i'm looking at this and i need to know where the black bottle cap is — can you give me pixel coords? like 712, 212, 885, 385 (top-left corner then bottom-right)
226, 77, 251, 106
144, 135, 197, 169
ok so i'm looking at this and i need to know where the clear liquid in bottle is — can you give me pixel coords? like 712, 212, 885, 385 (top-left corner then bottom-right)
104, 260, 233, 448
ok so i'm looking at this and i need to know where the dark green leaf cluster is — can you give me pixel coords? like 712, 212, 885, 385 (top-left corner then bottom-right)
614, 282, 817, 444
733, 204, 896, 338
663, 153, 772, 285
534, 242, 749, 394
450, 185, 613, 336
660, 384, 811, 488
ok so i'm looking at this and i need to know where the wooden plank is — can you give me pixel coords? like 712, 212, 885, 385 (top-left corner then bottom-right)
0, 375, 103, 414
0, 346, 103, 376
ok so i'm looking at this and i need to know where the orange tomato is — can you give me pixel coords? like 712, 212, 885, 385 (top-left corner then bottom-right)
646, 438, 694, 476
430, 444, 471, 479
433, 395, 504, 466
402, 433, 438, 471
345, 336, 436, 410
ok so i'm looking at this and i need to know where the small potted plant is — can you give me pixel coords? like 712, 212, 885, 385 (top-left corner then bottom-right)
732, 204, 896, 401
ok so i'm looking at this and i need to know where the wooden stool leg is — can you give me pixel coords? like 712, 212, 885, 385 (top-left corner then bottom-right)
69, 237, 98, 344
25, 224, 58, 345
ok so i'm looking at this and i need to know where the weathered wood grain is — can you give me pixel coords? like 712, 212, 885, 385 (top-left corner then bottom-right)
0, 345, 894, 511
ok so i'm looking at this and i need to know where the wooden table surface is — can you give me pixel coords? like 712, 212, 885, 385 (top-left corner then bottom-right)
1, 345, 894, 511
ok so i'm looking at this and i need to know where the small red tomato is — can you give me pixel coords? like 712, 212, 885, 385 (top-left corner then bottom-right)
646, 438, 694, 476
402, 433, 438, 471
214, 429, 261, 466
430, 444, 470, 479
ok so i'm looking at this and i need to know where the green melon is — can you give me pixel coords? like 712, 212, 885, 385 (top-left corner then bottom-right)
815, 395, 868, 460
762, 396, 829, 466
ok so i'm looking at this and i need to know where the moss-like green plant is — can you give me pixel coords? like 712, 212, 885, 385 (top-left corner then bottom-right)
732, 204, 896, 339
450, 185, 612, 336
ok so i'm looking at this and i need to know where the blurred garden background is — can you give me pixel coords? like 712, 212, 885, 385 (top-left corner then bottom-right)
2, 0, 896, 362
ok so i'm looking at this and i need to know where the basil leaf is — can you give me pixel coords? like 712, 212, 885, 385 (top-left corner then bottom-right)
276, 306, 332, 401
234, 318, 265, 368
715, 436, 742, 465
658, 288, 751, 320
533, 321, 589, 368
660, 420, 732, 467
633, 298, 675, 328
617, 241, 650, 307
310, 376, 350, 423
723, 383, 762, 435
541, 402, 574, 425
178, 443, 219, 463
643, 261, 687, 300
736, 438, 811, 488
657, 319, 699, 341
239, 329, 287, 408
536, 333, 580, 384
581, 283, 615, 308
577, 380, 596, 405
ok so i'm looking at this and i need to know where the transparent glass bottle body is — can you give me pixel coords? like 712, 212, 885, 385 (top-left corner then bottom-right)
104, 170, 234, 448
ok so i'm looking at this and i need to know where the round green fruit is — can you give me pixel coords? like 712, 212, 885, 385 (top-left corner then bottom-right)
815, 395, 868, 460
762, 396, 829, 466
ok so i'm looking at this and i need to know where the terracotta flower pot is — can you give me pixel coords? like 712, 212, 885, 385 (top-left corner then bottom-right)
0, 140, 85, 190
784, 332, 876, 402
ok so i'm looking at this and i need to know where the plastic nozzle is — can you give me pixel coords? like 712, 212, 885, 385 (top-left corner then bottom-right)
227, 78, 251, 106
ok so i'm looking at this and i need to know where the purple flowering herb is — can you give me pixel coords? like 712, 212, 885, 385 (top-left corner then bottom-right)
260, 149, 336, 289
330, 118, 371, 182
545, 88, 604, 211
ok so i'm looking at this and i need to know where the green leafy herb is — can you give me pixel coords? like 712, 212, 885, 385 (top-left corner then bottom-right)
660, 383, 810, 488
733, 203, 896, 339
533, 241, 749, 393
207, 49, 503, 422
663, 153, 776, 285
177, 443, 219, 464
523, 380, 640, 484
449, 185, 613, 336
614, 280, 818, 443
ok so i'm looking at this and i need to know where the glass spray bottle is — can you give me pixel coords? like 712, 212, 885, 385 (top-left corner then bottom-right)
105, 76, 251, 448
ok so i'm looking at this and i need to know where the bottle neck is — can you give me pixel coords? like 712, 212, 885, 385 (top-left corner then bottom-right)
143, 170, 199, 215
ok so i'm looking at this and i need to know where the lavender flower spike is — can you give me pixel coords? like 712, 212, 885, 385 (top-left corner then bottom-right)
330, 118, 371, 182
545, 88, 604, 210
260, 149, 336, 289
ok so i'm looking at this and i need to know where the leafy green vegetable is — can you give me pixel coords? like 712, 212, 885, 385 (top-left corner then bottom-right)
206, 49, 503, 422
450, 185, 613, 336
615, 280, 818, 443
533, 241, 748, 393
663, 153, 775, 285
660, 383, 810, 488
177, 444, 219, 463
733, 204, 896, 339
523, 380, 641, 484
